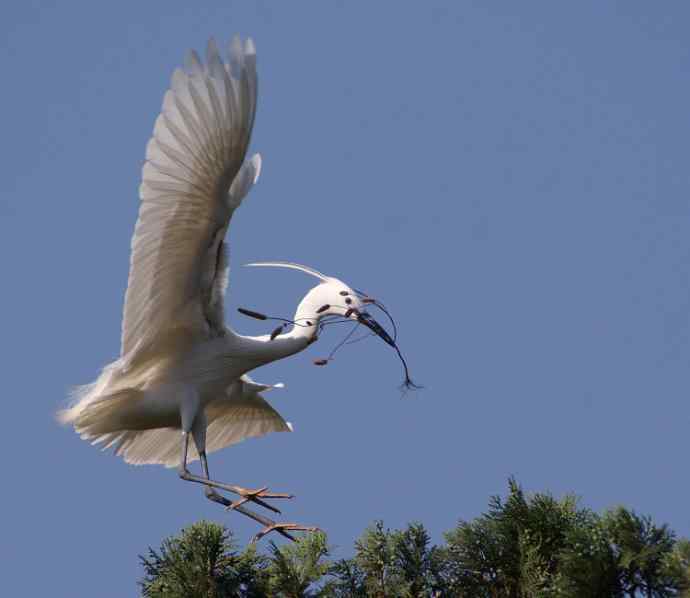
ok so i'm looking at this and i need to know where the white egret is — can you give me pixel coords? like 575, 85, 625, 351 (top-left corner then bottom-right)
58, 36, 414, 542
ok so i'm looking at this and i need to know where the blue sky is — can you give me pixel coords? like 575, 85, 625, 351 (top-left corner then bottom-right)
3, 1, 690, 595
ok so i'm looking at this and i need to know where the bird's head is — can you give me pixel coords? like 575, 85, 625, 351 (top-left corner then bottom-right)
244, 261, 418, 391
296, 277, 365, 324
246, 261, 388, 339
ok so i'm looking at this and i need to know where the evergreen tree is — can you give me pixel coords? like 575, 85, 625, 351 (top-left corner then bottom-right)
443, 477, 585, 596
353, 520, 400, 597
442, 480, 690, 598
601, 507, 689, 597
266, 531, 330, 597
554, 510, 623, 597
139, 520, 266, 597
322, 521, 445, 597
138, 480, 690, 597
322, 558, 368, 597
391, 523, 444, 597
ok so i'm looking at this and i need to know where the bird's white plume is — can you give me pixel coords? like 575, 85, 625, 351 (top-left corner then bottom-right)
244, 261, 330, 282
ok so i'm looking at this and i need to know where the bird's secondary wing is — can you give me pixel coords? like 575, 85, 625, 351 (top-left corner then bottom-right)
121, 37, 260, 358
203, 380, 292, 456
105, 377, 292, 467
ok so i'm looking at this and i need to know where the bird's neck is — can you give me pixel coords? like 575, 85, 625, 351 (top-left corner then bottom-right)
276, 300, 324, 350
233, 303, 320, 366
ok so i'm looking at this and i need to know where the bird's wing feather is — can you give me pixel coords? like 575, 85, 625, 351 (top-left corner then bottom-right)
121, 37, 260, 357
103, 384, 291, 467
204, 390, 292, 456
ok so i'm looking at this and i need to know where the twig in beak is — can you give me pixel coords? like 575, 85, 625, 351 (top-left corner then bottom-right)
238, 307, 268, 320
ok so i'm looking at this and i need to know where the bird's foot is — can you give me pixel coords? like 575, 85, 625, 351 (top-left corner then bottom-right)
225, 486, 294, 514
252, 522, 322, 543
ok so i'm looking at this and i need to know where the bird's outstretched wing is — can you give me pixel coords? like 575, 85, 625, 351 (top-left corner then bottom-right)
121, 37, 260, 357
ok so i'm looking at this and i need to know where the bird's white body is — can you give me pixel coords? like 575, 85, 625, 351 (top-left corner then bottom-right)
59, 286, 342, 466
57, 35, 390, 540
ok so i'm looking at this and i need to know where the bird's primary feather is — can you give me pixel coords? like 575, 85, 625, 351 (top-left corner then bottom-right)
121, 37, 259, 359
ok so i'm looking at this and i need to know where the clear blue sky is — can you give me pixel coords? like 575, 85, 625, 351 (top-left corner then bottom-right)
2, 1, 690, 595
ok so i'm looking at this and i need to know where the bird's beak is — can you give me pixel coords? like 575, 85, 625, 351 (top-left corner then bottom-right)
356, 311, 396, 347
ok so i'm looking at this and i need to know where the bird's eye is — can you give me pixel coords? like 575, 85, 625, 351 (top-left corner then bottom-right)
345, 297, 352, 305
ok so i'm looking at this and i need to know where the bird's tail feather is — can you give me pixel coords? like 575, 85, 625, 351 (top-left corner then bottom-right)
59, 389, 145, 438
56, 382, 98, 426
57, 356, 126, 426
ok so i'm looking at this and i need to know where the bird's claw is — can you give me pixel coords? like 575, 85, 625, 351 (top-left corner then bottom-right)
251, 522, 322, 543
225, 486, 294, 514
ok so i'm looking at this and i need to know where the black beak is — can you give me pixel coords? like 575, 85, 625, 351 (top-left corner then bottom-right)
357, 311, 396, 347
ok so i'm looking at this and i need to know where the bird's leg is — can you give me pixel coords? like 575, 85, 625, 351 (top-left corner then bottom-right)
176, 396, 291, 513
195, 449, 286, 532
178, 452, 292, 513
199, 450, 272, 513
197, 450, 319, 543
182, 436, 318, 542
196, 449, 278, 513
174, 399, 318, 541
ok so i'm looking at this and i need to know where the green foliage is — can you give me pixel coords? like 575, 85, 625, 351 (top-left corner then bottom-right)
353, 520, 399, 597
555, 506, 690, 598
266, 531, 330, 597
442, 477, 584, 596
139, 520, 264, 598
668, 539, 690, 598
391, 523, 438, 597
554, 511, 622, 597
442, 478, 690, 598
139, 481, 690, 597
602, 506, 688, 597
321, 521, 443, 597
321, 557, 368, 597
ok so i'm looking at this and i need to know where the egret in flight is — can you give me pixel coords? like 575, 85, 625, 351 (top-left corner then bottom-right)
58, 36, 416, 542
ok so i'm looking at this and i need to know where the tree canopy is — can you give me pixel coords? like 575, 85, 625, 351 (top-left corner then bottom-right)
139, 479, 690, 597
